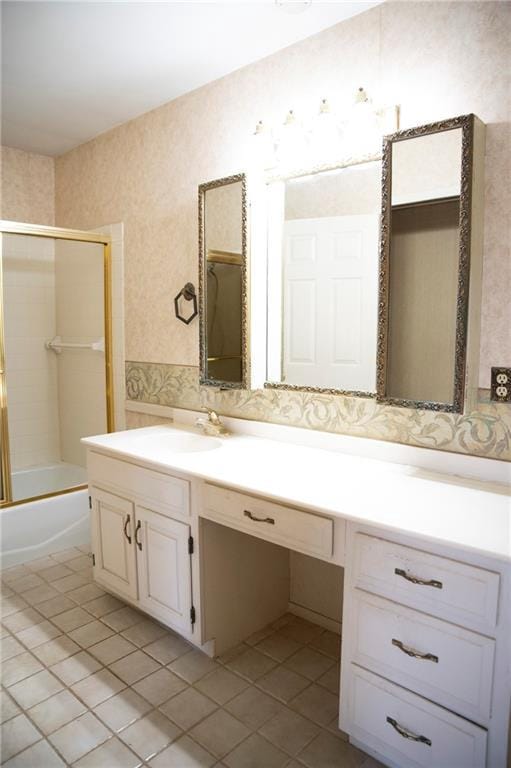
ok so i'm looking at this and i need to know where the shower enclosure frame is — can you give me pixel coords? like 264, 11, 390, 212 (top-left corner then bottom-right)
0, 220, 114, 508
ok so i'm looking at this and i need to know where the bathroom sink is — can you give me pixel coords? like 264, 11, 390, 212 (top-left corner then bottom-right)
129, 431, 222, 454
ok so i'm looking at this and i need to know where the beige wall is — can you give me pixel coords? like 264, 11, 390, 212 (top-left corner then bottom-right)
1, 146, 55, 225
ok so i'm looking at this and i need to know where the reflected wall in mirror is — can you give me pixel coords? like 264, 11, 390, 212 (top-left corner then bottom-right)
266, 158, 381, 395
198, 174, 247, 388
377, 114, 485, 412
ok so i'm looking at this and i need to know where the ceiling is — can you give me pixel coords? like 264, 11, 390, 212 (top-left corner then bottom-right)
1, 1, 380, 157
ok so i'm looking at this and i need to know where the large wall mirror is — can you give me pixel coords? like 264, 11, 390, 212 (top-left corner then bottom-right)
377, 114, 483, 413
198, 173, 247, 388
265, 158, 381, 396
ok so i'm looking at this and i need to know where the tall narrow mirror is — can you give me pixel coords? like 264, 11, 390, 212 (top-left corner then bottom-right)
377, 114, 484, 412
266, 159, 381, 395
199, 174, 247, 388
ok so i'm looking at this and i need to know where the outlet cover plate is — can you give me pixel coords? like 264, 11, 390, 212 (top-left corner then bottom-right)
490, 367, 511, 402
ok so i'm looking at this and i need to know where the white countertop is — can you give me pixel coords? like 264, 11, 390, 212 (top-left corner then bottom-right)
83, 424, 511, 563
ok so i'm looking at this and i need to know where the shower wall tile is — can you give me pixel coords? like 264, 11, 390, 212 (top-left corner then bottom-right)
2, 235, 61, 471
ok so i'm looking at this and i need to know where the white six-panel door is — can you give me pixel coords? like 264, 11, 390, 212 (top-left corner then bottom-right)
282, 215, 379, 391
91, 487, 138, 601
135, 505, 192, 634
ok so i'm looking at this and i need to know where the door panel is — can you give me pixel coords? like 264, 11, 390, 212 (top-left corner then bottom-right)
91, 487, 138, 600
135, 506, 192, 633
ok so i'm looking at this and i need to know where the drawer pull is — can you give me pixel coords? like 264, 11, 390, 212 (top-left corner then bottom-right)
135, 520, 142, 551
392, 638, 439, 663
394, 568, 442, 589
123, 514, 132, 544
244, 509, 275, 525
386, 716, 432, 747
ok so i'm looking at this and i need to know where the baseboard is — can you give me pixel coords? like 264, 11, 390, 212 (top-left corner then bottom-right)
288, 601, 341, 635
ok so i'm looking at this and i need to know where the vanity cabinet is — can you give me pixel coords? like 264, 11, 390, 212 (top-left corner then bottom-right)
88, 451, 195, 637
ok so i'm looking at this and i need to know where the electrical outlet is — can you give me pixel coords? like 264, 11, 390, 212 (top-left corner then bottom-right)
490, 367, 511, 402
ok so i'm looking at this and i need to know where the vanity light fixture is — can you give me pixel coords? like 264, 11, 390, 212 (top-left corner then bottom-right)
275, 0, 312, 13
250, 119, 276, 171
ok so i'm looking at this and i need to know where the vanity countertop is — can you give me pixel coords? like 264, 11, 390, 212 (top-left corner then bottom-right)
83, 424, 511, 563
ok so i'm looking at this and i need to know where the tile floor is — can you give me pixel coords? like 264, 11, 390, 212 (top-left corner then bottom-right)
1, 546, 383, 768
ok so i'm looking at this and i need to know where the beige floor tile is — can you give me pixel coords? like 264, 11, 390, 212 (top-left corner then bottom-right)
297, 730, 367, 768
67, 583, 106, 605
7, 669, 63, 709
7, 574, 45, 594
1, 652, 43, 686
28, 689, 86, 734
316, 663, 339, 695
290, 683, 339, 726
160, 687, 217, 731
224, 733, 288, 768
15, 620, 61, 649
36, 595, 76, 618
190, 709, 250, 759
255, 632, 301, 662
244, 626, 275, 647
256, 666, 310, 703
22, 584, 60, 606
216, 644, 248, 666
48, 711, 111, 764
2, 738, 65, 767
26, 556, 55, 572
259, 707, 319, 757
149, 734, 215, 768
133, 668, 187, 706
224, 687, 284, 731
359, 757, 387, 768
71, 668, 126, 707
67, 555, 92, 572
1, 595, 29, 617
83, 594, 124, 618
284, 648, 335, 681
109, 649, 161, 684
1, 713, 41, 762
93, 687, 152, 732
225, 648, 278, 682
280, 621, 324, 645
308, 630, 341, 660
74, 736, 142, 768
1, 607, 43, 633
50, 548, 83, 564
0, 585, 14, 598
2, 565, 31, 583
101, 605, 144, 632
0, 690, 20, 724
39, 564, 74, 583
121, 618, 168, 647
144, 632, 192, 664
119, 710, 181, 760
51, 607, 92, 632
68, 619, 115, 648
32, 635, 80, 665
88, 633, 137, 664
0, 634, 25, 660
196, 668, 249, 705
52, 574, 89, 594
50, 649, 102, 686
168, 649, 219, 683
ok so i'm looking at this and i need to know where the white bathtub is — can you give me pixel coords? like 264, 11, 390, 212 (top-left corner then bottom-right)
1, 463, 91, 568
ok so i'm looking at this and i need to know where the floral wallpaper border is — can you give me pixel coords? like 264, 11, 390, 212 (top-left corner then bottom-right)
126, 361, 511, 461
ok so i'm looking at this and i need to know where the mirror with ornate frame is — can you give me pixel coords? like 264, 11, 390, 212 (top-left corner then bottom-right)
198, 173, 248, 388
265, 156, 382, 397
376, 114, 485, 413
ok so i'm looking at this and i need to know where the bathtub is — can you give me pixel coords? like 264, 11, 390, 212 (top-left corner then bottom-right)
1, 463, 91, 569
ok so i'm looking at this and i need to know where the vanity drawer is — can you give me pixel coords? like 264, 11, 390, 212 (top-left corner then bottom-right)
202, 483, 334, 560
350, 666, 487, 768
352, 590, 495, 724
88, 451, 190, 518
353, 533, 499, 633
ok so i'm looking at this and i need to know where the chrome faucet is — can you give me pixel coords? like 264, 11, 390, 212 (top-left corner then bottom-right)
195, 408, 229, 436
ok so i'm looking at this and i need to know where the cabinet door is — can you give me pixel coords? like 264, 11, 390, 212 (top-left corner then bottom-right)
91, 487, 138, 601
135, 506, 192, 634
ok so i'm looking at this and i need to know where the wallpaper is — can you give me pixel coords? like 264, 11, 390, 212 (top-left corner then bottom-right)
126, 362, 511, 461
1, 146, 55, 225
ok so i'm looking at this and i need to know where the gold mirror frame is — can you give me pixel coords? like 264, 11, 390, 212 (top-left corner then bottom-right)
198, 173, 248, 389
376, 114, 475, 413
264, 153, 381, 399
0, 221, 114, 508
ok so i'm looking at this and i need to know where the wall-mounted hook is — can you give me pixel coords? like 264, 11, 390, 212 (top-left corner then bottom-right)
174, 282, 198, 325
